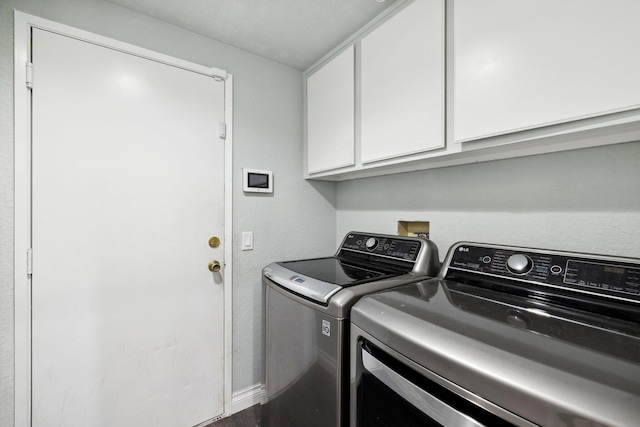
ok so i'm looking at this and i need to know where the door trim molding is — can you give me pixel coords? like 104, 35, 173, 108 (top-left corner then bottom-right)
13, 11, 234, 426
223, 74, 234, 418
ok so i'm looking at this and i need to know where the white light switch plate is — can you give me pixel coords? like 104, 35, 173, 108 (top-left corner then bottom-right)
242, 231, 253, 251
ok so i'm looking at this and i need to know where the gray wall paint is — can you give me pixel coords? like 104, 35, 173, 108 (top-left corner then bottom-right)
336, 141, 640, 261
0, 0, 336, 424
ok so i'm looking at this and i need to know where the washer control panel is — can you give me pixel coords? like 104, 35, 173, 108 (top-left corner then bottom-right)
340, 232, 422, 261
449, 243, 640, 302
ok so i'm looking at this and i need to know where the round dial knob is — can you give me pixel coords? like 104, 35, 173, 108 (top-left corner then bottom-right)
365, 237, 378, 250
506, 254, 533, 275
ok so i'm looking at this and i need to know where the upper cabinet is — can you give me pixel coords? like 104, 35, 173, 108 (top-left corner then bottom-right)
306, 0, 640, 180
360, 0, 445, 163
306, 46, 355, 174
305, 0, 447, 179
455, 0, 640, 142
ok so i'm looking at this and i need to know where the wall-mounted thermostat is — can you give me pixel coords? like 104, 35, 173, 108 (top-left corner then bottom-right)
243, 169, 273, 193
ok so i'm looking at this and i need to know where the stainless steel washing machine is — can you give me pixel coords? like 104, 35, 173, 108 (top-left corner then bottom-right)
263, 231, 440, 427
351, 242, 640, 426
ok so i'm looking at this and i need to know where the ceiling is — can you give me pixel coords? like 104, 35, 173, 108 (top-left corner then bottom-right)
105, 0, 399, 70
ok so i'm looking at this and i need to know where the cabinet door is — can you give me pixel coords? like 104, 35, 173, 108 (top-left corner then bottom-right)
307, 46, 355, 174
361, 0, 445, 164
455, 0, 640, 142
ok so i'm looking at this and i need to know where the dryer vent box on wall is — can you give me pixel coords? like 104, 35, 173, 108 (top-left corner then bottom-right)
398, 221, 430, 239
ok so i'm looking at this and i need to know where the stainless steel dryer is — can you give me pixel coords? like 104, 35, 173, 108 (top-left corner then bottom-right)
263, 232, 440, 427
350, 242, 640, 426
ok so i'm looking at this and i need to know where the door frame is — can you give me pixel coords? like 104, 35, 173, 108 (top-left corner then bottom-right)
13, 11, 234, 426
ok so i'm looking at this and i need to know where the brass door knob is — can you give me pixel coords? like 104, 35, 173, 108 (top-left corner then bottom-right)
208, 260, 221, 272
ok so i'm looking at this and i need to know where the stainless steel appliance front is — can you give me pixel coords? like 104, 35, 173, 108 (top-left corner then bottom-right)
350, 242, 640, 427
351, 325, 529, 427
264, 232, 440, 427
265, 284, 345, 426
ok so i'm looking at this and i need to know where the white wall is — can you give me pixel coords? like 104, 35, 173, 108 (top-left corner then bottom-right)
337, 141, 640, 261
0, 1, 336, 424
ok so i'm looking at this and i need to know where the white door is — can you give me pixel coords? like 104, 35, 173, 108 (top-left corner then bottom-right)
30, 28, 226, 427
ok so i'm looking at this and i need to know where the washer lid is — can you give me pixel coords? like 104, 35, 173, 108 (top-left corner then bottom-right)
264, 261, 341, 304
264, 258, 404, 304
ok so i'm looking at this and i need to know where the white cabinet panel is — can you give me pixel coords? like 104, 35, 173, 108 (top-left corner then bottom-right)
455, 0, 640, 142
307, 45, 355, 174
361, 0, 445, 163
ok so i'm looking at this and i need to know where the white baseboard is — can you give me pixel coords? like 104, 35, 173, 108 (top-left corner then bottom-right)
229, 382, 265, 415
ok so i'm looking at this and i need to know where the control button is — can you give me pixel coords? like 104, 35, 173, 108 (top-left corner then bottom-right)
550, 265, 563, 275
365, 237, 378, 250
482, 256, 492, 264
384, 244, 390, 250
506, 254, 533, 275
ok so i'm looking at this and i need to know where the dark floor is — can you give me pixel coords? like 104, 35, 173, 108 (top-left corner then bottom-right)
205, 404, 263, 427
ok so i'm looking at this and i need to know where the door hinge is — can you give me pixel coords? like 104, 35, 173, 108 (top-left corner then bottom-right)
219, 122, 227, 139
27, 248, 33, 275
26, 62, 33, 90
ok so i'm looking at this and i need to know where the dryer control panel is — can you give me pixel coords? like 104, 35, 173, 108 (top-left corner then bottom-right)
448, 243, 640, 303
